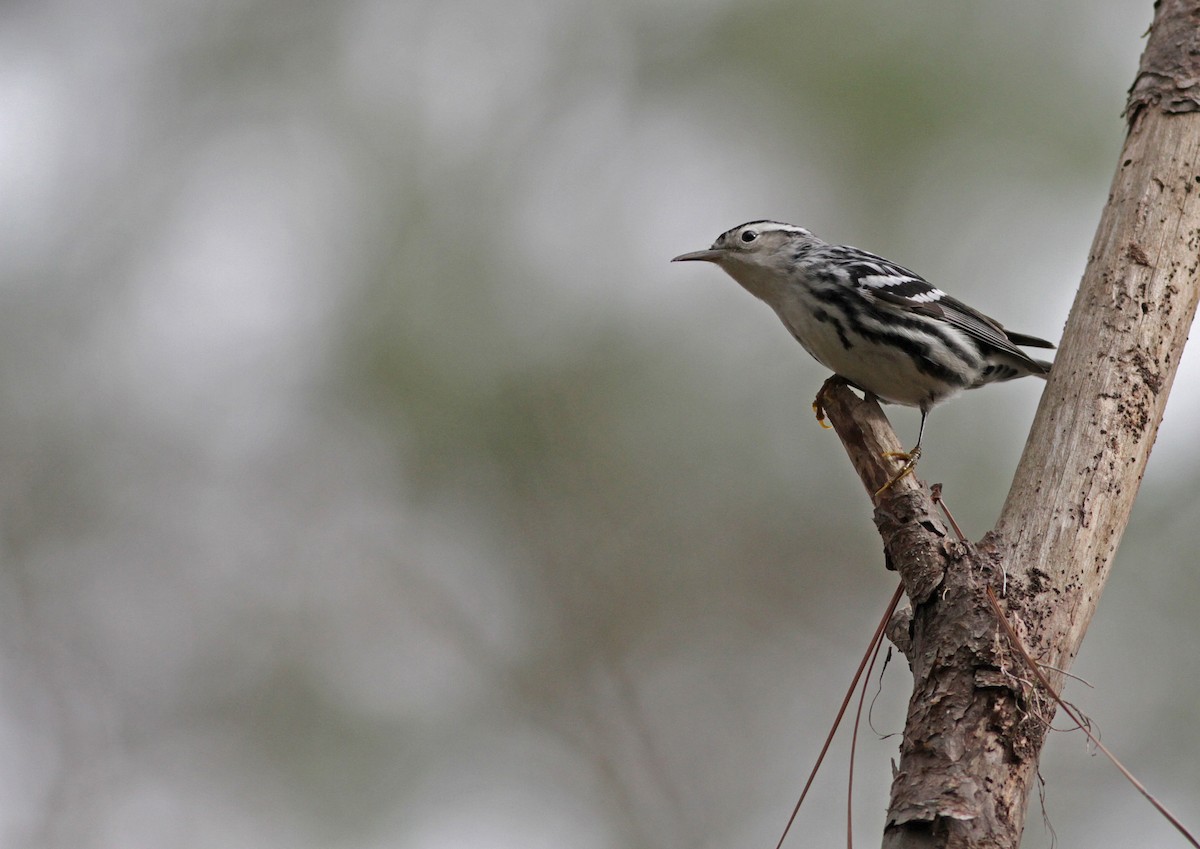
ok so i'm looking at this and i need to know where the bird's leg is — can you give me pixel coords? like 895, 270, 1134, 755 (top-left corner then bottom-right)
875, 410, 927, 496
876, 446, 921, 495
811, 377, 923, 495
811, 375, 849, 429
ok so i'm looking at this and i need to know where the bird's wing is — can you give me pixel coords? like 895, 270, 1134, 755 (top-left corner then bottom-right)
843, 253, 1055, 360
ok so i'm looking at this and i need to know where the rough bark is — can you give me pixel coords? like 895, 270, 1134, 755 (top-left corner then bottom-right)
820, 3, 1200, 846
820, 388, 1053, 849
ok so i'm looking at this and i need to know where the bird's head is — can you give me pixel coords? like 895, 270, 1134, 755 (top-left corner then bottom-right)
672, 221, 822, 300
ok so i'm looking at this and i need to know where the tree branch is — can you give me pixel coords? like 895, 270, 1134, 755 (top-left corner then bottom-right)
996, 0, 1200, 689
815, 380, 955, 606
819, 3, 1200, 846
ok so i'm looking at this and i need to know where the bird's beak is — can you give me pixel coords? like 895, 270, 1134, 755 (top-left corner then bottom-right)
671, 248, 724, 263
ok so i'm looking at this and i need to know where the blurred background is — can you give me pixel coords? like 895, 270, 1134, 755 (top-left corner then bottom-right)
2, 0, 1197, 846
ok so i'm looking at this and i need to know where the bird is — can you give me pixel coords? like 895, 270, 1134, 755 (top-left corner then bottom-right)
672, 220, 1054, 485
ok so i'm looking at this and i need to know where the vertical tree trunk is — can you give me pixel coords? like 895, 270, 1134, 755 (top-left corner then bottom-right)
994, 0, 1200, 689
820, 3, 1200, 847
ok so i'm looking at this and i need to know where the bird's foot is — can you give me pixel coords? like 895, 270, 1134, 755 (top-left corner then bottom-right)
875, 446, 922, 496
812, 375, 848, 429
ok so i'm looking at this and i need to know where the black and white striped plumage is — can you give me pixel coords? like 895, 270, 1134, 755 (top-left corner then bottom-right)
672, 220, 1054, 447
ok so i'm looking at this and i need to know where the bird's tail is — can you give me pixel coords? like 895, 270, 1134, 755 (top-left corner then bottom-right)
1005, 330, 1056, 349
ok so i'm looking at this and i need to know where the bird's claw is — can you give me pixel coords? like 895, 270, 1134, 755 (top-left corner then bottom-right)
812, 376, 846, 430
875, 446, 922, 496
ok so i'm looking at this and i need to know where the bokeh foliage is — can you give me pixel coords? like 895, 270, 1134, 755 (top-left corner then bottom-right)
1, 1, 1196, 847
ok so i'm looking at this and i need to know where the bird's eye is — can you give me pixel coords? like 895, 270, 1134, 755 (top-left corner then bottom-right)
740, 230, 758, 243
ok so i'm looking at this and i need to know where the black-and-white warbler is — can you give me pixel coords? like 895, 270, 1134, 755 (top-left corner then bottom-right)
672, 220, 1054, 469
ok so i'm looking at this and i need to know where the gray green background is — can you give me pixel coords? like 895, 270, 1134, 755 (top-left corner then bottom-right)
3, 1, 1197, 847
